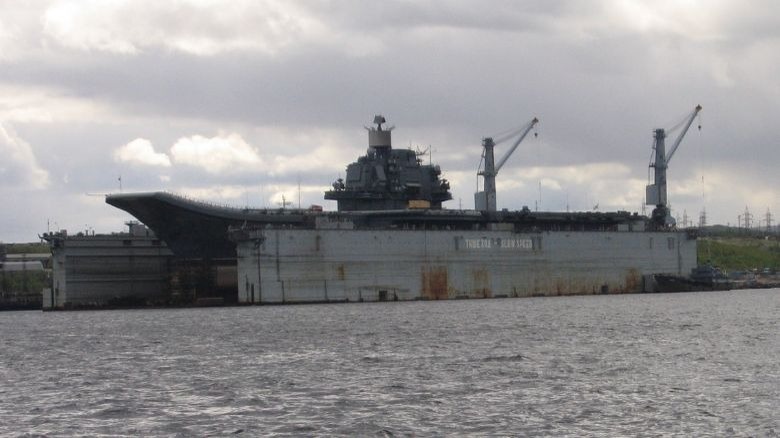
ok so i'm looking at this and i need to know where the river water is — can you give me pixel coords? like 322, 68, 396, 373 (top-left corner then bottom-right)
1, 289, 778, 436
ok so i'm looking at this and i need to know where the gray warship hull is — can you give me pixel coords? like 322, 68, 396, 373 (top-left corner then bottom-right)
106, 192, 306, 259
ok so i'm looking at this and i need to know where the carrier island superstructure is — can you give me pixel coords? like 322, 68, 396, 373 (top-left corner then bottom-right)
107, 113, 700, 304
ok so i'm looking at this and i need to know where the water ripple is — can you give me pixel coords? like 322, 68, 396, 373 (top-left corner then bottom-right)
0, 289, 778, 436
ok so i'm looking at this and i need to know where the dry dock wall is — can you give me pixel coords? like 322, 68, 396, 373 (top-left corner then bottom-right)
45, 233, 174, 309
235, 229, 696, 303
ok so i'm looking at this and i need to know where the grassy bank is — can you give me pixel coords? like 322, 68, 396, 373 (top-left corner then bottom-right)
1, 270, 48, 294
698, 236, 780, 272
4, 242, 49, 254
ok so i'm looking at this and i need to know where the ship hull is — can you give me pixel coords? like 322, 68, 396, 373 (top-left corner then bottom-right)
106, 192, 304, 259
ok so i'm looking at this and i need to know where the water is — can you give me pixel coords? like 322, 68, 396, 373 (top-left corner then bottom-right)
1, 289, 779, 436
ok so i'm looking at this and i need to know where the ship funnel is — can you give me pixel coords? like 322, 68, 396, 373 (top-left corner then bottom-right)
368, 114, 392, 149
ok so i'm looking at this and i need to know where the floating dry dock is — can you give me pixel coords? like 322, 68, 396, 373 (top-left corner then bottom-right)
230, 210, 696, 303
42, 222, 174, 309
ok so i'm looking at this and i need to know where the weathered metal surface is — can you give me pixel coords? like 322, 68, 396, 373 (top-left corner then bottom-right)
421, 266, 449, 300
472, 268, 492, 298
43, 229, 174, 309
234, 228, 696, 304
625, 268, 642, 292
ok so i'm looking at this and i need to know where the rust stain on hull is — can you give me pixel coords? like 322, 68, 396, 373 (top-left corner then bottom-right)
422, 266, 449, 300
625, 268, 641, 292
472, 268, 492, 298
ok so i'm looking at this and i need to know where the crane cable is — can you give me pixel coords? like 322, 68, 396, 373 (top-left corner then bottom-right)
665, 107, 697, 135
491, 123, 528, 145
476, 147, 485, 192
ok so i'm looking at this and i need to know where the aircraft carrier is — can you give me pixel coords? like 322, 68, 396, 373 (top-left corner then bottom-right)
107, 113, 701, 302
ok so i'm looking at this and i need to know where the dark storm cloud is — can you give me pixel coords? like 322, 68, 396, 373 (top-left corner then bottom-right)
0, 28, 691, 164
304, 0, 575, 33
0, 1, 618, 133
0, 1, 778, 240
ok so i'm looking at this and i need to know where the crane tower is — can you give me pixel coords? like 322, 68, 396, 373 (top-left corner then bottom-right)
475, 117, 538, 211
646, 105, 702, 228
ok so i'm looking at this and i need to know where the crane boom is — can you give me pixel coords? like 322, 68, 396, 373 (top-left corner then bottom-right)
665, 104, 702, 164
494, 117, 539, 173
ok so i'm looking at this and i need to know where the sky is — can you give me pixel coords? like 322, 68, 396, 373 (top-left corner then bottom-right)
1, 0, 778, 242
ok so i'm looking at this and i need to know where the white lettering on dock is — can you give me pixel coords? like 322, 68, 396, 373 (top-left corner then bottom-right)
462, 238, 533, 250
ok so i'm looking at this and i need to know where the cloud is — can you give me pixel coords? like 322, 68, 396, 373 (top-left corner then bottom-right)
0, 85, 113, 123
172, 184, 254, 202
114, 138, 171, 167
2, 1, 780, 243
475, 162, 648, 212
42, 1, 140, 54
257, 128, 360, 177
39, 0, 375, 57
0, 123, 49, 189
0, 17, 16, 61
0, 10, 43, 62
170, 133, 262, 174
159, 182, 331, 212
